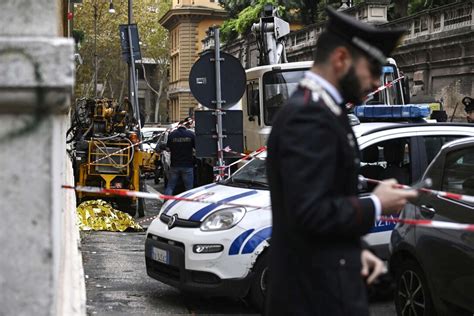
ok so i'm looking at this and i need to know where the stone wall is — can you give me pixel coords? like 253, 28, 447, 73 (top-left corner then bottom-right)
0, 1, 84, 315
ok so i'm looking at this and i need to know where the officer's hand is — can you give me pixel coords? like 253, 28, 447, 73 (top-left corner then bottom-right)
373, 179, 418, 215
361, 249, 386, 285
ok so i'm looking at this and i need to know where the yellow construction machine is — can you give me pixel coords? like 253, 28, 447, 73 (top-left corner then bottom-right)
67, 98, 158, 217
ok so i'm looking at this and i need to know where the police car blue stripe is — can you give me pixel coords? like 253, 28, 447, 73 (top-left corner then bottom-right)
369, 217, 397, 233
228, 229, 255, 256
188, 190, 258, 221
163, 183, 217, 215
241, 226, 272, 254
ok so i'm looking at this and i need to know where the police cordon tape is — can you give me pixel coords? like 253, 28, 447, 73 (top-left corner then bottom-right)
63, 177, 474, 231
360, 176, 474, 204
365, 75, 405, 102
221, 146, 267, 170
222, 145, 266, 160
378, 217, 474, 232
212, 146, 267, 182
346, 75, 405, 109
62, 185, 271, 211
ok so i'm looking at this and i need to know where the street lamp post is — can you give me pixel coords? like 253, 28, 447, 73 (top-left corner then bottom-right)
93, 2, 98, 97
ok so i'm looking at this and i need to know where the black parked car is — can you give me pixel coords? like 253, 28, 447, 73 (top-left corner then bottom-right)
390, 137, 474, 316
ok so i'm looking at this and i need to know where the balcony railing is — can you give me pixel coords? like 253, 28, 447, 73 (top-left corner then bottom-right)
286, 1, 472, 52
379, 1, 472, 41
286, 24, 324, 54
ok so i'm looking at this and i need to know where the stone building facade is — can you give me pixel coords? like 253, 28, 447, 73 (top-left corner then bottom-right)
222, 0, 473, 119
160, 0, 227, 122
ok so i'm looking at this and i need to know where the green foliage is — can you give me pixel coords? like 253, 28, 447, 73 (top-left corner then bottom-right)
218, 0, 251, 18
219, 0, 459, 39
74, 0, 171, 99
408, 0, 457, 15
220, 0, 284, 42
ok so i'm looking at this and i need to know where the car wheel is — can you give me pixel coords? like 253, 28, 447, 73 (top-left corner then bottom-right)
395, 259, 435, 316
248, 251, 269, 312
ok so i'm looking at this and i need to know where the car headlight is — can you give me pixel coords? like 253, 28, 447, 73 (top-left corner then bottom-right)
200, 207, 246, 231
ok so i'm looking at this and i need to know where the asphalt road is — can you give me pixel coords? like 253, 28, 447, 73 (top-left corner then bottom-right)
81, 180, 396, 315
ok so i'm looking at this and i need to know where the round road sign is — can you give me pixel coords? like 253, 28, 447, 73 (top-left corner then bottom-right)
189, 52, 246, 109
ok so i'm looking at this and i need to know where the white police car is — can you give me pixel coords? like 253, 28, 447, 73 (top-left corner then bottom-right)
145, 108, 474, 310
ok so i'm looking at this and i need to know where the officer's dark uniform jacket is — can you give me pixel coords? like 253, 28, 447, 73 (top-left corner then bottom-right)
266, 78, 376, 316
167, 126, 195, 168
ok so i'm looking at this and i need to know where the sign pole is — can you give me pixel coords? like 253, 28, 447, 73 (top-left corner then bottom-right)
213, 28, 225, 180
127, 0, 142, 142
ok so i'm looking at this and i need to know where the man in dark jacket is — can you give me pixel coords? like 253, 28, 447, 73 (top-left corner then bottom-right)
463, 96, 473, 123
164, 120, 195, 195
266, 8, 417, 316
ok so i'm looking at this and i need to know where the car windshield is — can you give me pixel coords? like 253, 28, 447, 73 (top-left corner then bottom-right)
263, 69, 307, 125
225, 158, 268, 189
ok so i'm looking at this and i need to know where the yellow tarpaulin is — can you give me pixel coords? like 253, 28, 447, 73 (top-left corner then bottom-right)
76, 199, 143, 232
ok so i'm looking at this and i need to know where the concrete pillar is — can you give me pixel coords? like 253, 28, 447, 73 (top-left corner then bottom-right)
0, 1, 84, 316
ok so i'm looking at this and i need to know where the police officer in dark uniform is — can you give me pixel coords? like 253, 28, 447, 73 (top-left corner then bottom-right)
266, 8, 418, 316
164, 119, 195, 195
463, 96, 474, 123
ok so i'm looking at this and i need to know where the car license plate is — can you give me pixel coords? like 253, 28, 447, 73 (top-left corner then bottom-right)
151, 247, 169, 264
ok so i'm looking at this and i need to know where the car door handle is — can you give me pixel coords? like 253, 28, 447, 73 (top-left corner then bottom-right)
420, 205, 436, 217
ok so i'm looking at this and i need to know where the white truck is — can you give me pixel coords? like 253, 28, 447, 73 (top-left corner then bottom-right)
238, 5, 410, 152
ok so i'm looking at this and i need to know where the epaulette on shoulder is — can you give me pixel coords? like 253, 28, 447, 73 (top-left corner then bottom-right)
299, 78, 341, 116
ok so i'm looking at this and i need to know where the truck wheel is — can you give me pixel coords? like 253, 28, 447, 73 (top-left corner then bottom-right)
394, 259, 434, 316
248, 250, 269, 312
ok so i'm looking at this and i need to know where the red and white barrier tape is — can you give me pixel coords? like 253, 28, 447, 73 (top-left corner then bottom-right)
346, 76, 405, 109
62, 185, 270, 211
222, 146, 264, 158
379, 216, 474, 232
365, 76, 405, 101
212, 146, 267, 183
63, 178, 474, 231
224, 146, 267, 169
362, 177, 474, 204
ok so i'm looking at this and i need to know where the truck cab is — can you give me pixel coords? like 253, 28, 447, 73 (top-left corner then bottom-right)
242, 61, 312, 152
241, 58, 409, 152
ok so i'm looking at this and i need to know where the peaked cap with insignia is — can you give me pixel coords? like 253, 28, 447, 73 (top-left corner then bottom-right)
326, 7, 405, 64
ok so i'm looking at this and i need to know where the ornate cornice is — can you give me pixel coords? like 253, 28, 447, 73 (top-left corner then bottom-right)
160, 7, 227, 30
